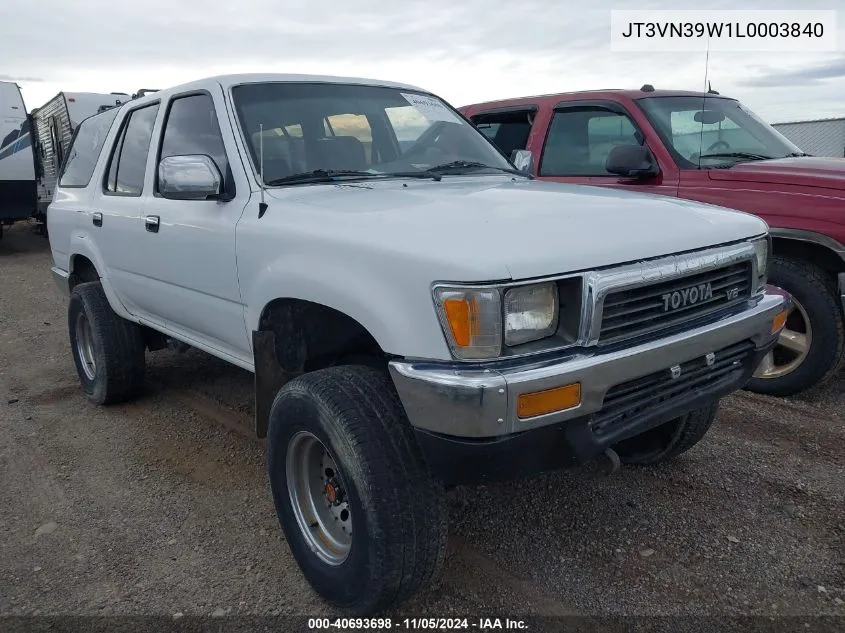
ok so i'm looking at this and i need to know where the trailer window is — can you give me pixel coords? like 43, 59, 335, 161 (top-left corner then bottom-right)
104, 103, 160, 196
59, 108, 121, 188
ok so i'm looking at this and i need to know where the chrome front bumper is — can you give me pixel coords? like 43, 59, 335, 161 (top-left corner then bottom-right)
389, 288, 788, 439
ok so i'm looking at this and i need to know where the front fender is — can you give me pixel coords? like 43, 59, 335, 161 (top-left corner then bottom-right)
243, 253, 451, 361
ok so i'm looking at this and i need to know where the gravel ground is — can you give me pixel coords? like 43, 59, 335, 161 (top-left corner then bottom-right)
0, 222, 843, 629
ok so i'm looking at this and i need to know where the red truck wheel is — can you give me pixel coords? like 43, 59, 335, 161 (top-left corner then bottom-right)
746, 256, 845, 396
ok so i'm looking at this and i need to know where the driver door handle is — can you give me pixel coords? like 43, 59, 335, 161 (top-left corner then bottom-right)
144, 215, 160, 233
92, 212, 103, 227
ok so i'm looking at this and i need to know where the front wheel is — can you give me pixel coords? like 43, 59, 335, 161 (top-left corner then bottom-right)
745, 256, 844, 396
267, 365, 447, 615
612, 400, 719, 466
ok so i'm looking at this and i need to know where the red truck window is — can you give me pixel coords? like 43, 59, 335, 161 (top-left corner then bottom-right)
540, 107, 639, 177
471, 110, 534, 157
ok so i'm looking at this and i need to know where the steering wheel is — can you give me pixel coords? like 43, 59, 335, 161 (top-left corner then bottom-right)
706, 139, 730, 152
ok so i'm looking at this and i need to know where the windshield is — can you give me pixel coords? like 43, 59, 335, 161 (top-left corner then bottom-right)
231, 82, 515, 184
637, 96, 804, 168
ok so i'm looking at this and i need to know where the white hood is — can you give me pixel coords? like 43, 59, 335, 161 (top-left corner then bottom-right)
266, 176, 767, 281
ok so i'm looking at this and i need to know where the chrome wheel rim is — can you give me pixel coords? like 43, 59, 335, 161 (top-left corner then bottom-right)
75, 312, 97, 381
286, 431, 352, 566
753, 296, 812, 380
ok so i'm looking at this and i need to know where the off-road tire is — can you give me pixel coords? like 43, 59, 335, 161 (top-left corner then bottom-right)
267, 365, 447, 615
68, 281, 145, 404
612, 400, 720, 466
745, 256, 845, 396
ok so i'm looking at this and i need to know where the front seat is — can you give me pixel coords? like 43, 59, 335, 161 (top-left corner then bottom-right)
307, 136, 367, 171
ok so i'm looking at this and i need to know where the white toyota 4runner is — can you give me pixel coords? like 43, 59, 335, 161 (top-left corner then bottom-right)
48, 74, 788, 614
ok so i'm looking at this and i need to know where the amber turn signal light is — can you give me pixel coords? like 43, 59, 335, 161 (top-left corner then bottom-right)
442, 297, 474, 347
517, 382, 581, 419
771, 308, 788, 334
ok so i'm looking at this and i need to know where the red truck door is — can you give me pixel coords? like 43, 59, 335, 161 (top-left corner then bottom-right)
532, 100, 679, 198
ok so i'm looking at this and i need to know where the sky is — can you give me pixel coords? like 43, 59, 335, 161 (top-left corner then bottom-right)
2, 0, 843, 124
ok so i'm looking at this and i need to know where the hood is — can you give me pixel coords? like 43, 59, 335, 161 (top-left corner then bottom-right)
267, 177, 767, 281
708, 156, 845, 191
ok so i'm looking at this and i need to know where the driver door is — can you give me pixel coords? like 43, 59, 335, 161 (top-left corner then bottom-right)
536, 103, 679, 198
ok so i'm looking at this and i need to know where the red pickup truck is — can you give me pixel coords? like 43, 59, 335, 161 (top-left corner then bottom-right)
460, 87, 845, 397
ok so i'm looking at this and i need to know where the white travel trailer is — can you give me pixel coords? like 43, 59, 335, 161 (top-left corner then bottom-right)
0, 81, 37, 236
32, 91, 129, 223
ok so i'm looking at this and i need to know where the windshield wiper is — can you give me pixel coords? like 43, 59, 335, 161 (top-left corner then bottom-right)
698, 151, 775, 161
265, 169, 441, 186
266, 169, 380, 186
787, 151, 812, 157
425, 160, 525, 176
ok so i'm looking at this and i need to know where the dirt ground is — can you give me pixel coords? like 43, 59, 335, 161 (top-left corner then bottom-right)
1, 221, 843, 627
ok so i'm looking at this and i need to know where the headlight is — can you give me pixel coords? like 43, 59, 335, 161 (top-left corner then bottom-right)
434, 287, 502, 359
434, 281, 561, 359
504, 283, 559, 346
751, 235, 769, 287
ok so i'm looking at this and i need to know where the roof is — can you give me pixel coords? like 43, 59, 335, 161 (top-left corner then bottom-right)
772, 116, 845, 126
460, 88, 737, 111
127, 72, 429, 106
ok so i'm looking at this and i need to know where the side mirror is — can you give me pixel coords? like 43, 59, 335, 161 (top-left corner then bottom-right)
158, 155, 223, 200
510, 149, 534, 174
605, 145, 659, 178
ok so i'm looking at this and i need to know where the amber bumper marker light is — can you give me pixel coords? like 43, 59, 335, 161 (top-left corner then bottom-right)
517, 383, 581, 419
771, 308, 788, 335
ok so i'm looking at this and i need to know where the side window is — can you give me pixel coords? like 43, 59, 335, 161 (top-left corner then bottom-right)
325, 113, 374, 163
587, 114, 637, 167
472, 110, 534, 157
540, 108, 639, 176
158, 93, 229, 193
284, 124, 303, 137
104, 103, 159, 196
476, 122, 500, 141
59, 108, 120, 187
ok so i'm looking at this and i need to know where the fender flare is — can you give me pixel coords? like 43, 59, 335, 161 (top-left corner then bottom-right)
769, 228, 845, 264
68, 232, 134, 322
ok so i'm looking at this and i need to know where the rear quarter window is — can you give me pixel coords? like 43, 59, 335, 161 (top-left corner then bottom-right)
59, 108, 121, 188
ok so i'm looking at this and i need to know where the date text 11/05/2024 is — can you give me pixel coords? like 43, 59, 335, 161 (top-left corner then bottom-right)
308, 618, 529, 630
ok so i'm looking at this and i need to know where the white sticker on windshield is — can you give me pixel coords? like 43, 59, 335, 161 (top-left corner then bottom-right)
401, 93, 461, 123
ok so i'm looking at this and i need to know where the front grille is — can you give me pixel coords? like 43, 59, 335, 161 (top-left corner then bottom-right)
598, 262, 753, 345
590, 340, 755, 437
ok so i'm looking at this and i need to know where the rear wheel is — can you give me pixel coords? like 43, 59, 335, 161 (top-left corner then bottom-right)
267, 365, 447, 615
746, 256, 844, 396
68, 281, 145, 404
612, 400, 719, 466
